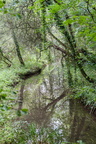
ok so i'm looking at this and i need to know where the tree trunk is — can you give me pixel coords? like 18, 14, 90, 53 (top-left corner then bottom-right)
54, 13, 95, 83
12, 29, 25, 66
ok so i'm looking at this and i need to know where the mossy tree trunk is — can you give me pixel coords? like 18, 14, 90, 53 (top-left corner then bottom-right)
12, 29, 25, 66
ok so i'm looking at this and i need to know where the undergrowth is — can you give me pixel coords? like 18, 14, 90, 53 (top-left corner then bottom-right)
0, 121, 85, 144
70, 64, 96, 110
0, 60, 44, 144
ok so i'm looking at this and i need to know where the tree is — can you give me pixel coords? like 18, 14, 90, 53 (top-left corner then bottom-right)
40, 0, 96, 84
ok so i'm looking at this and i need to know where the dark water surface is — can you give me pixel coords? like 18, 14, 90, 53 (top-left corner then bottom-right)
16, 65, 96, 144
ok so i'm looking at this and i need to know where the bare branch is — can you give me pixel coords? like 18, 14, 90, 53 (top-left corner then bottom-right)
47, 27, 69, 49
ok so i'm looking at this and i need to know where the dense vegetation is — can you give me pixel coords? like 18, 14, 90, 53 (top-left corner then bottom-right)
0, 0, 96, 143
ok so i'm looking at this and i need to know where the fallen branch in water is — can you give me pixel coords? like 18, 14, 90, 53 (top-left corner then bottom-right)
18, 68, 42, 80
44, 89, 71, 110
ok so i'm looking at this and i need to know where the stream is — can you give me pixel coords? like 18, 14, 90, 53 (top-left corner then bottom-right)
15, 64, 96, 144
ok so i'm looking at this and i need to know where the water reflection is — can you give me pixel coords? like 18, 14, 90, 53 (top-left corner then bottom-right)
16, 65, 96, 144
18, 82, 25, 111
69, 99, 86, 142
69, 100, 96, 144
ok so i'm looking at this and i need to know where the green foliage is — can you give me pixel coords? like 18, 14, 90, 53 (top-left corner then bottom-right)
48, 3, 61, 14
0, 121, 85, 144
0, 58, 44, 143
16, 109, 28, 116
73, 85, 96, 105
0, 0, 96, 143
0, 0, 5, 8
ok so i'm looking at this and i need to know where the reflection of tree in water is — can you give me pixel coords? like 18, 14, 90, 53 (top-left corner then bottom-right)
17, 67, 96, 144
69, 99, 86, 142
18, 82, 25, 111
27, 68, 66, 127
69, 99, 96, 144
24, 89, 69, 127
17, 68, 68, 127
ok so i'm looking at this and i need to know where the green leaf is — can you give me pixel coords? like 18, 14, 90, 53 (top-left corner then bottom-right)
0, 1, 4, 8
17, 110, 21, 116
28, 6, 34, 10
16, 109, 28, 116
0, 105, 10, 111
0, 93, 7, 100
63, 19, 75, 25
21, 108, 28, 114
3, 8, 8, 14
16, 13, 22, 19
49, 3, 61, 14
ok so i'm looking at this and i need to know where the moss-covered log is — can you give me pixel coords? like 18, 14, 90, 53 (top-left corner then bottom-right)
18, 68, 42, 79
10, 67, 42, 87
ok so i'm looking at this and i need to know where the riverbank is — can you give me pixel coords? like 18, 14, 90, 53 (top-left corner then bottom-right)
0, 63, 96, 144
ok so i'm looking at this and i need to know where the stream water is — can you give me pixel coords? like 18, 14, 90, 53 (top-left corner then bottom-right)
15, 65, 96, 144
